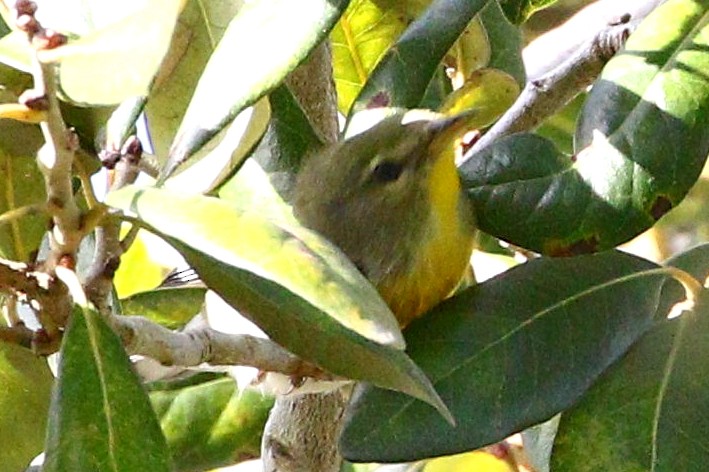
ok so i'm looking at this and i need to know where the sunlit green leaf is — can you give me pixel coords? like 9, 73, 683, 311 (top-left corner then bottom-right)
462, 0, 709, 254
145, 0, 243, 160
106, 186, 451, 418
350, 0, 488, 118
39, 0, 182, 105
439, 68, 519, 127
331, 0, 407, 115
163, 0, 349, 180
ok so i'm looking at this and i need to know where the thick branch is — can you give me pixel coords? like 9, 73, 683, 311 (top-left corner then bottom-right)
467, 0, 662, 157
111, 315, 330, 379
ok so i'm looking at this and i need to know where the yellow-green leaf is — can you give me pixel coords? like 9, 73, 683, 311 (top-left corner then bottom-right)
331, 0, 407, 114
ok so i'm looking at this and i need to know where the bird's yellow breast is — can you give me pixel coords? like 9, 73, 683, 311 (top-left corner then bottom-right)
377, 139, 475, 327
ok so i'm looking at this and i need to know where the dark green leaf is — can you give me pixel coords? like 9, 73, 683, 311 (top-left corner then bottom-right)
0, 343, 52, 472
163, 0, 350, 180
461, 0, 709, 255
121, 287, 206, 329
341, 251, 666, 462
480, 0, 525, 86
106, 186, 451, 419
150, 376, 272, 471
254, 84, 323, 176
349, 0, 488, 118
43, 306, 170, 472
552, 244, 709, 471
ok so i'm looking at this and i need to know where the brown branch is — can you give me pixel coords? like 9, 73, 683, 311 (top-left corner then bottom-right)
110, 315, 332, 380
0, 257, 70, 353
467, 1, 662, 157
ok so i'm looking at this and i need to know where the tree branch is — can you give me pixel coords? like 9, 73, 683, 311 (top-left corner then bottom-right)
467, 0, 663, 157
11, 4, 84, 268
0, 257, 70, 353
110, 314, 331, 380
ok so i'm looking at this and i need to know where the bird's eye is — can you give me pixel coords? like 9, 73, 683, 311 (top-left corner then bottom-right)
371, 160, 404, 183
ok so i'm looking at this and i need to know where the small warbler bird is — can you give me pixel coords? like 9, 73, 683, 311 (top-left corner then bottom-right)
293, 110, 476, 327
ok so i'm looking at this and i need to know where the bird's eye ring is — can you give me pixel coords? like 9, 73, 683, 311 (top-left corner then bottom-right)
371, 160, 404, 183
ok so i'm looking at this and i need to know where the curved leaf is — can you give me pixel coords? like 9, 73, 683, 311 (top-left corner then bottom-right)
341, 251, 666, 462
461, 2, 709, 254
43, 305, 170, 472
106, 186, 452, 418
163, 0, 350, 180
164, 98, 271, 194
349, 0, 488, 117
439, 68, 519, 126
552, 244, 709, 471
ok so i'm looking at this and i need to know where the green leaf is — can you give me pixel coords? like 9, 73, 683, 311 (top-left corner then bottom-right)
106, 186, 452, 419
43, 305, 170, 472
0, 343, 52, 472
151, 376, 272, 471
252, 83, 323, 177
0, 31, 33, 73
341, 251, 666, 462
438, 68, 519, 127
164, 97, 271, 194
163, 0, 350, 180
479, 0, 525, 86
331, 0, 408, 115
41, 0, 182, 105
121, 286, 206, 329
499, 0, 559, 24
535, 93, 585, 155
145, 0, 243, 160
552, 244, 709, 471
573, 1, 709, 239
349, 0, 488, 117
0, 121, 46, 261
461, 0, 709, 255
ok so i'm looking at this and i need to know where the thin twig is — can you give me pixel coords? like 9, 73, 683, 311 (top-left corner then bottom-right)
0, 203, 46, 226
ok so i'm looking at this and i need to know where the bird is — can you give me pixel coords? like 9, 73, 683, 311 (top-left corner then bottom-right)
293, 109, 476, 328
